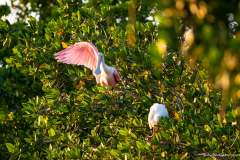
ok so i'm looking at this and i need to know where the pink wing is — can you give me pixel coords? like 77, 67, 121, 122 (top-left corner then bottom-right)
54, 42, 99, 71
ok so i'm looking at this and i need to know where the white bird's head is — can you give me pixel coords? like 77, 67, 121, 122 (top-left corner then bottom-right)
148, 103, 169, 129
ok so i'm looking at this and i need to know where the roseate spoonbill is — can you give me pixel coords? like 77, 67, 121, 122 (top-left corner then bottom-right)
148, 103, 169, 132
54, 42, 120, 86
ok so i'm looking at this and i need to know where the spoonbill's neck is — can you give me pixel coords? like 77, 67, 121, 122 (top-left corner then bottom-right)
100, 55, 110, 73
94, 53, 102, 75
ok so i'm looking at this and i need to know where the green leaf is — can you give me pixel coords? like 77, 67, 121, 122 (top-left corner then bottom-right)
5, 57, 14, 64
5, 143, 15, 153
119, 128, 128, 137
48, 128, 55, 137
12, 47, 21, 56
56, 105, 69, 113
136, 140, 149, 151
110, 149, 119, 157
204, 124, 212, 133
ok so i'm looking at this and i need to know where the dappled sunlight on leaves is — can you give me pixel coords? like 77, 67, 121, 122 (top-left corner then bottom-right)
181, 27, 194, 55
156, 39, 167, 58
126, 0, 136, 48
189, 1, 207, 20
234, 74, 240, 85
61, 42, 68, 49
216, 71, 230, 91
222, 51, 238, 71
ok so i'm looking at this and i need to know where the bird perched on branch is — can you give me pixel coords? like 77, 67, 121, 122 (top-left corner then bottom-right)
148, 103, 169, 133
54, 42, 120, 86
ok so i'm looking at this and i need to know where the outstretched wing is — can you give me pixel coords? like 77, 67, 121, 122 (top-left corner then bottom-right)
54, 42, 99, 71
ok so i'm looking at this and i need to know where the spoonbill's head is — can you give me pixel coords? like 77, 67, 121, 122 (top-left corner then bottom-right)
148, 103, 169, 129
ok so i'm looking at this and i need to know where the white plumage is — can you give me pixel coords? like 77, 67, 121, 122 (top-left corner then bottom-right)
148, 103, 169, 129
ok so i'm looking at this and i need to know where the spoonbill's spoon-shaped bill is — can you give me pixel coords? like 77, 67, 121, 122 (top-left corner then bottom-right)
54, 42, 120, 86
148, 103, 169, 129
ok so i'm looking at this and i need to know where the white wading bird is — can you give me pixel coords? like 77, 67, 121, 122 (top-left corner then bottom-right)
148, 103, 169, 131
54, 42, 120, 86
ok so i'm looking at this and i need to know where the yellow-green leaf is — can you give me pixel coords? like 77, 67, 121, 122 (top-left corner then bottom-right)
48, 128, 55, 137
6, 143, 15, 153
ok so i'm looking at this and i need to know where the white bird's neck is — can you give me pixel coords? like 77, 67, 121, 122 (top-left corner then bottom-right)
100, 55, 111, 74
94, 55, 102, 75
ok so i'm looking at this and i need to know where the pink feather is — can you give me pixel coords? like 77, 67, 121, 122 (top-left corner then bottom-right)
54, 42, 99, 71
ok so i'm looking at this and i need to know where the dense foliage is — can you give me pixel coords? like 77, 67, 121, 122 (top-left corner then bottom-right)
0, 0, 239, 159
